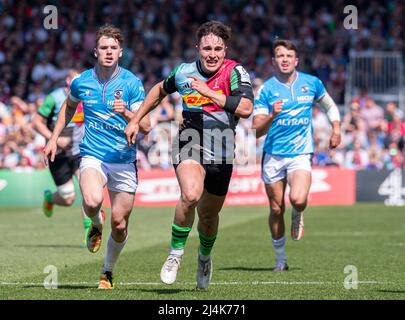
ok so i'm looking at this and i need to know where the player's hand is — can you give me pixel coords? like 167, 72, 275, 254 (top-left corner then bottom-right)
56, 136, 71, 149
188, 75, 212, 97
329, 131, 341, 149
43, 139, 57, 166
113, 98, 126, 115
124, 121, 139, 146
272, 100, 283, 117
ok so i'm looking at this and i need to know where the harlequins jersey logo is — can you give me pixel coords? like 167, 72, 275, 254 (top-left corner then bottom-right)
114, 89, 123, 99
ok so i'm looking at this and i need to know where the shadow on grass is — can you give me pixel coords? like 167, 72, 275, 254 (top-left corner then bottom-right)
16, 244, 85, 249
219, 266, 302, 272
376, 289, 405, 294
22, 284, 95, 290
129, 288, 197, 295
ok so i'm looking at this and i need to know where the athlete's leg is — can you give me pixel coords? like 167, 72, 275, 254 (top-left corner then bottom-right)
197, 191, 225, 238
160, 160, 205, 285
174, 160, 206, 227
97, 190, 135, 289
288, 170, 312, 212
80, 167, 106, 253
287, 169, 311, 241
98, 161, 137, 289
195, 190, 225, 289
265, 179, 289, 271
43, 156, 77, 217
74, 169, 92, 245
265, 180, 287, 240
79, 168, 106, 219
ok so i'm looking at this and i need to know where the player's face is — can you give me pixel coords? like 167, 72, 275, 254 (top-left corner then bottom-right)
197, 34, 227, 74
273, 46, 298, 75
94, 36, 122, 68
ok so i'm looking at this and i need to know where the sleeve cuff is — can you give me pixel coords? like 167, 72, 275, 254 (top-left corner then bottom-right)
253, 108, 269, 116
130, 101, 143, 111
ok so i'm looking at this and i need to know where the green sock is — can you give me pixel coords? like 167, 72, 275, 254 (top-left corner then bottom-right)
171, 224, 192, 250
83, 216, 92, 231
45, 190, 53, 203
198, 229, 217, 257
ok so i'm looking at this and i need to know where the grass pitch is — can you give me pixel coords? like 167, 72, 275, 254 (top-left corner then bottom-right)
0, 204, 405, 300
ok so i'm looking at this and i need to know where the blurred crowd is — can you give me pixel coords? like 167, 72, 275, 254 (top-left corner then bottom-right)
1, 0, 405, 170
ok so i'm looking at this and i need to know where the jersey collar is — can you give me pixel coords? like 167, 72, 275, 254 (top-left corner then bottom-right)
93, 65, 121, 85
274, 71, 299, 88
196, 60, 217, 78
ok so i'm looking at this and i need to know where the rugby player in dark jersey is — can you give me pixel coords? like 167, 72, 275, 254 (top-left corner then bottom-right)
125, 21, 253, 289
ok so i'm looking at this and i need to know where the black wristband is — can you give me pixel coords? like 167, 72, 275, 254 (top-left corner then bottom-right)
223, 95, 242, 114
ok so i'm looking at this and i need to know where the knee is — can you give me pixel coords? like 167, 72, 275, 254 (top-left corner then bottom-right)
270, 203, 284, 217
290, 196, 307, 212
83, 193, 103, 211
181, 190, 201, 208
111, 218, 128, 238
63, 196, 75, 206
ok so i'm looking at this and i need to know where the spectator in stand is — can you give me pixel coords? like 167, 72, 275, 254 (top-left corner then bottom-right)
352, 87, 371, 110
344, 139, 369, 169
382, 142, 404, 170
359, 99, 384, 132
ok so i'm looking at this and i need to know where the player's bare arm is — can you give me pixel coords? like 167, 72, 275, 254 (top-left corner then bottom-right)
125, 80, 167, 145
252, 100, 283, 138
43, 97, 79, 164
33, 114, 72, 150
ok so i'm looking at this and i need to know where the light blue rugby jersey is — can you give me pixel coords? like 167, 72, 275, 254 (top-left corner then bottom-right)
253, 71, 326, 157
69, 66, 145, 163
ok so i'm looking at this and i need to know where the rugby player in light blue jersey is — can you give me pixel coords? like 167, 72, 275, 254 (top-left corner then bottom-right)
252, 39, 341, 272
44, 25, 151, 289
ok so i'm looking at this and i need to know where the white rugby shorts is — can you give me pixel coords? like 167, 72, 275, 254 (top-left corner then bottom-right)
261, 153, 312, 184
79, 156, 138, 193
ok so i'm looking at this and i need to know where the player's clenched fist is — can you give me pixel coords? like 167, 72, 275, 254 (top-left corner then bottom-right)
112, 98, 126, 115
272, 100, 283, 117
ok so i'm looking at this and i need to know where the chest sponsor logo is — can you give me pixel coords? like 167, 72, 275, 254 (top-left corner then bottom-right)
297, 95, 314, 103
276, 117, 310, 126
182, 90, 223, 106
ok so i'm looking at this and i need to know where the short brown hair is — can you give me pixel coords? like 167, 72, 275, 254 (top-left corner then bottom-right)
273, 39, 298, 57
96, 24, 124, 47
196, 21, 232, 45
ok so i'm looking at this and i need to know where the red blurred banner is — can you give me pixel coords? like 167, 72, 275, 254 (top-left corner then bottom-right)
103, 166, 355, 207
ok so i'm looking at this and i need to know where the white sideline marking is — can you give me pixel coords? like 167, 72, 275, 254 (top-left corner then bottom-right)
0, 280, 389, 286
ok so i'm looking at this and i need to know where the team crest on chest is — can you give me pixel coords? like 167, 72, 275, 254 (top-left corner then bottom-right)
114, 89, 123, 99
301, 86, 309, 93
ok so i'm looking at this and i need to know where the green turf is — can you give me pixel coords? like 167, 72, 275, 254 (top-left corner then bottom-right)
0, 204, 405, 300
